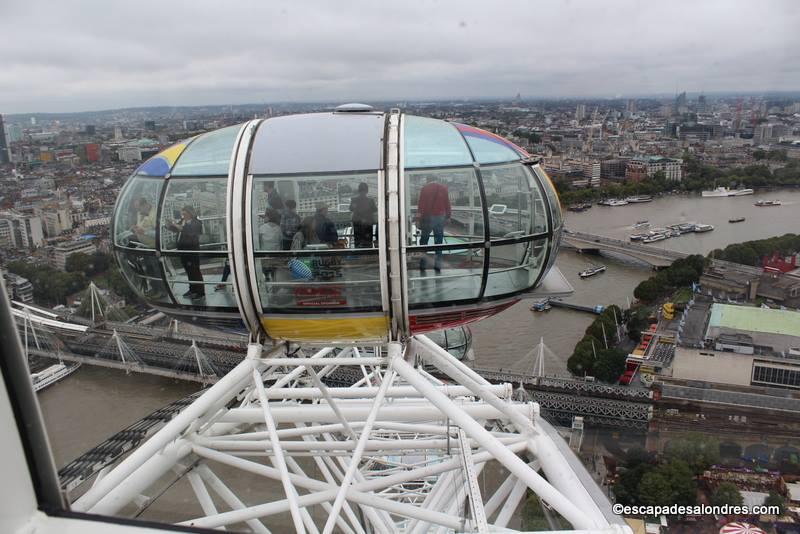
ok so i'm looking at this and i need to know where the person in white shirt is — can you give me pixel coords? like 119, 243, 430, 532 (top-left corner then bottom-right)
259, 208, 283, 250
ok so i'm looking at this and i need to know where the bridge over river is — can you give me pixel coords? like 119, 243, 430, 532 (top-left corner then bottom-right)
561, 230, 688, 267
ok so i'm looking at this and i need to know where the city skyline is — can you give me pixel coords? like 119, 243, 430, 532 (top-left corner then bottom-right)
2, 0, 799, 114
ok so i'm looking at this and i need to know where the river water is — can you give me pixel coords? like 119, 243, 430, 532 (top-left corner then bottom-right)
33, 190, 800, 524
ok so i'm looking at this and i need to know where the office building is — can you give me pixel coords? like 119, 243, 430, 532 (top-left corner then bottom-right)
0, 114, 10, 164
0, 211, 44, 249
53, 240, 96, 271
625, 156, 683, 182
2, 271, 34, 303
575, 104, 586, 121
672, 304, 800, 391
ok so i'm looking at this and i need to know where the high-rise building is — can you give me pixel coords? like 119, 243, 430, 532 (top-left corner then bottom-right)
575, 104, 586, 121
674, 92, 687, 115
114, 126, 123, 141
0, 211, 44, 249
85, 125, 96, 135
696, 94, 707, 113
626, 99, 637, 114
144, 120, 156, 131
0, 114, 10, 164
7, 124, 23, 143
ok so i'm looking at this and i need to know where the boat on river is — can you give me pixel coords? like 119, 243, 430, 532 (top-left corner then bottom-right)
702, 187, 754, 197
625, 195, 653, 203
579, 265, 606, 278
755, 200, 781, 207
728, 217, 746, 223
530, 298, 552, 312
642, 233, 667, 243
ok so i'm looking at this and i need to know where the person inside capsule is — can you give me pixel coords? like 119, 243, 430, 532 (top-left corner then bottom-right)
165, 205, 205, 299
416, 174, 451, 272
130, 197, 156, 248
349, 182, 377, 248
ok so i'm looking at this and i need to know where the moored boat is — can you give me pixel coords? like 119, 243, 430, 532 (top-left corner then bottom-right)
642, 233, 667, 243
530, 298, 552, 312
606, 199, 629, 206
701, 186, 754, 197
702, 186, 731, 198
625, 195, 653, 203
729, 188, 754, 196
693, 223, 714, 232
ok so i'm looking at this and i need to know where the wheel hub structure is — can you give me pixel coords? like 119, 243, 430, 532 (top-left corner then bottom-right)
72, 335, 630, 533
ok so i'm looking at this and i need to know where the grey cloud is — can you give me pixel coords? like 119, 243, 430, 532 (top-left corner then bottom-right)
1, 0, 798, 113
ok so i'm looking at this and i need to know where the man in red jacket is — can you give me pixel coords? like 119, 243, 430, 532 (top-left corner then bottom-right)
416, 175, 451, 272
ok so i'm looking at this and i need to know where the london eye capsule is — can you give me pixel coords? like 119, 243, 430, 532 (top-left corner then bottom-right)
112, 106, 571, 342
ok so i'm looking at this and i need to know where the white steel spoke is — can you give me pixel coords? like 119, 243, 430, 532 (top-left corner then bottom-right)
73, 338, 628, 534
323, 367, 397, 534
252, 367, 306, 534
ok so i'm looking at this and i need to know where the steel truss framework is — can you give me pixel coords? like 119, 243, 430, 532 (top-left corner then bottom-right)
72, 335, 630, 533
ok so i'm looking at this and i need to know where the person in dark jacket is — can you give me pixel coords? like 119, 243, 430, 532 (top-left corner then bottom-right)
264, 181, 284, 211
349, 182, 377, 248
166, 205, 205, 299
313, 203, 339, 245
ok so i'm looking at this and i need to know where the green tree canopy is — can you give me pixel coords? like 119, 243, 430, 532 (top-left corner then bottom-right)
664, 434, 720, 474
764, 490, 786, 516
593, 347, 627, 383
710, 482, 743, 507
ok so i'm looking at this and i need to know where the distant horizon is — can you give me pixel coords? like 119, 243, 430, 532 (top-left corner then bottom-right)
6, 88, 800, 119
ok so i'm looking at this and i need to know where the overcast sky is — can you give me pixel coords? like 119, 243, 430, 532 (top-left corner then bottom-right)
2, 0, 798, 114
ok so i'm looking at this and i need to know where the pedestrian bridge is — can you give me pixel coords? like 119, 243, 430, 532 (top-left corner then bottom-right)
561, 230, 687, 268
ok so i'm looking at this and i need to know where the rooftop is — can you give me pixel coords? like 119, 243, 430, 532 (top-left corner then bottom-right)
709, 303, 800, 338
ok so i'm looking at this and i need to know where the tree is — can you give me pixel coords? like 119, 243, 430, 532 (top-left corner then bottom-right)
764, 491, 786, 516
664, 434, 720, 474
567, 340, 596, 377
66, 251, 112, 277
638, 471, 672, 506
710, 482, 743, 507
613, 463, 654, 506
626, 312, 650, 342
593, 347, 627, 383
753, 149, 767, 160
634, 278, 662, 303
660, 460, 697, 506
585, 315, 616, 346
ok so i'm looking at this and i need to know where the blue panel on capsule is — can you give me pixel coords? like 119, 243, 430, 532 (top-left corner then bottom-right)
135, 157, 171, 177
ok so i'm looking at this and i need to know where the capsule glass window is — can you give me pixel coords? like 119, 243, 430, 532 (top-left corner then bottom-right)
113, 176, 163, 249
160, 178, 228, 252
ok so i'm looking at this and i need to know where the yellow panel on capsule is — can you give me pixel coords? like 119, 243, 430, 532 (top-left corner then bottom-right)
261, 315, 390, 342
